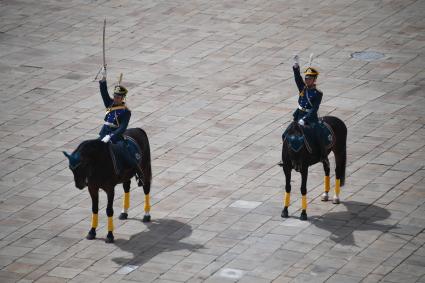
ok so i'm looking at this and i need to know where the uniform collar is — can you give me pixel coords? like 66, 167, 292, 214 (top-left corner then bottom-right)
111, 102, 125, 107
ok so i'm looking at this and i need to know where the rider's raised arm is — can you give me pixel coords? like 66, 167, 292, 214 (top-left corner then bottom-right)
99, 80, 113, 108
111, 111, 131, 141
293, 65, 305, 92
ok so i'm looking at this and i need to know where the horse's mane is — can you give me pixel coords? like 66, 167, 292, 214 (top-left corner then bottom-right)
73, 139, 95, 154
74, 139, 109, 162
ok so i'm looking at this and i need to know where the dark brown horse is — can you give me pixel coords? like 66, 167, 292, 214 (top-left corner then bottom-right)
63, 128, 152, 243
280, 116, 347, 220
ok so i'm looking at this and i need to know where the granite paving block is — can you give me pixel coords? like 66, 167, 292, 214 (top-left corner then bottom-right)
1, 0, 425, 281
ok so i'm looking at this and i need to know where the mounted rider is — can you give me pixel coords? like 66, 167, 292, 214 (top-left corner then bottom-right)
99, 67, 144, 186
291, 55, 329, 165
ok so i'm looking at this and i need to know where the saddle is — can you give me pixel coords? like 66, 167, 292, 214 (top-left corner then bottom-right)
283, 119, 335, 154
108, 136, 142, 175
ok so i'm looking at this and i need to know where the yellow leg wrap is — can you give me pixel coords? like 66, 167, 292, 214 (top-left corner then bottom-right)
324, 176, 330, 193
123, 192, 130, 210
301, 195, 307, 210
91, 213, 98, 229
144, 194, 151, 213
284, 192, 290, 207
335, 179, 341, 197
108, 216, 114, 232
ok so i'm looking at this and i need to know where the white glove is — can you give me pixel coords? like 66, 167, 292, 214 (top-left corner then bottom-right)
101, 66, 107, 80
293, 54, 299, 67
298, 119, 305, 126
101, 135, 111, 143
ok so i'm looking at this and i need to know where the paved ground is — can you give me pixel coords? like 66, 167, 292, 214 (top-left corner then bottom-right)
1, 0, 425, 282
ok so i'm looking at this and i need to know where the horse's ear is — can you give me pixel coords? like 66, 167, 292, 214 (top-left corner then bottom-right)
63, 151, 71, 159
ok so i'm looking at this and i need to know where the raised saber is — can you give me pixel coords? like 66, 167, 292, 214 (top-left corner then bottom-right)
102, 18, 106, 68
94, 18, 106, 81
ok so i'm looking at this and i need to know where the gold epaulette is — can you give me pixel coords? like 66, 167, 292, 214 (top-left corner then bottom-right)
106, 105, 127, 114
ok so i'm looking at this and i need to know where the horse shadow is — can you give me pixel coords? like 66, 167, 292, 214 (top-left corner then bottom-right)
309, 201, 395, 245
112, 218, 203, 266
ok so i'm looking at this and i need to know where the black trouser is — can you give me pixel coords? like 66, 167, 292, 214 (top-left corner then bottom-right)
311, 123, 328, 161
114, 141, 144, 185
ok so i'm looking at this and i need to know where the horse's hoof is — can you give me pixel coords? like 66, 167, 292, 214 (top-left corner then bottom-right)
321, 193, 329, 201
142, 214, 151, 222
300, 210, 307, 221
105, 232, 114, 243
86, 228, 96, 240
332, 197, 340, 204
119, 213, 128, 220
281, 207, 289, 218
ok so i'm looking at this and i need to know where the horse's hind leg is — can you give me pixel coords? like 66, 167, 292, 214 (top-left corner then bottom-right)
321, 161, 331, 201
105, 189, 115, 243
119, 180, 131, 220
333, 175, 341, 204
87, 186, 99, 240
332, 146, 346, 204
142, 182, 151, 222
281, 165, 291, 218
300, 167, 308, 221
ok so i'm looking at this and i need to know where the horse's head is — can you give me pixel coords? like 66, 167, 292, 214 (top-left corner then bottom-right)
282, 122, 307, 171
63, 149, 89, 190
63, 140, 105, 190
285, 122, 305, 152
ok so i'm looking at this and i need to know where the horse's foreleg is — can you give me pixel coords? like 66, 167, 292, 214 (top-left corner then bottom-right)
142, 182, 151, 222
105, 189, 115, 243
321, 160, 331, 201
281, 166, 291, 218
300, 168, 308, 221
87, 187, 98, 240
119, 181, 131, 220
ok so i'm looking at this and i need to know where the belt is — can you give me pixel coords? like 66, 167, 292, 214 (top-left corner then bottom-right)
298, 105, 312, 112
104, 122, 118, 128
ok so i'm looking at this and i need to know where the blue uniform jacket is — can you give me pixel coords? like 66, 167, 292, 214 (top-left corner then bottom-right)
292, 66, 323, 124
99, 80, 131, 143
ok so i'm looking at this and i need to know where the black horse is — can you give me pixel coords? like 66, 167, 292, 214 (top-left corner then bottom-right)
280, 116, 347, 220
63, 128, 152, 243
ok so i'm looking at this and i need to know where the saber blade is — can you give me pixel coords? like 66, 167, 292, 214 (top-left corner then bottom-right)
102, 18, 106, 67
94, 19, 107, 81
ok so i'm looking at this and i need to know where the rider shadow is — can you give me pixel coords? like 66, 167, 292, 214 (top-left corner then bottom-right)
112, 218, 203, 266
309, 201, 395, 246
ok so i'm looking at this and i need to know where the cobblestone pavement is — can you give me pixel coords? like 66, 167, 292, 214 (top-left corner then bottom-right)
1, 0, 425, 282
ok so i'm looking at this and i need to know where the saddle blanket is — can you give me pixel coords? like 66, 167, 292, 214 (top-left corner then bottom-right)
283, 120, 335, 154
109, 136, 142, 175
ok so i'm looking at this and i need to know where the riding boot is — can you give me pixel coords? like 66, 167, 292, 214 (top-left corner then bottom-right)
314, 124, 329, 167
135, 164, 144, 187
319, 136, 330, 167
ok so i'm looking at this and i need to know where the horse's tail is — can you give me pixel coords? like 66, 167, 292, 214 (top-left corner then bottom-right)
323, 116, 347, 186
134, 128, 152, 185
